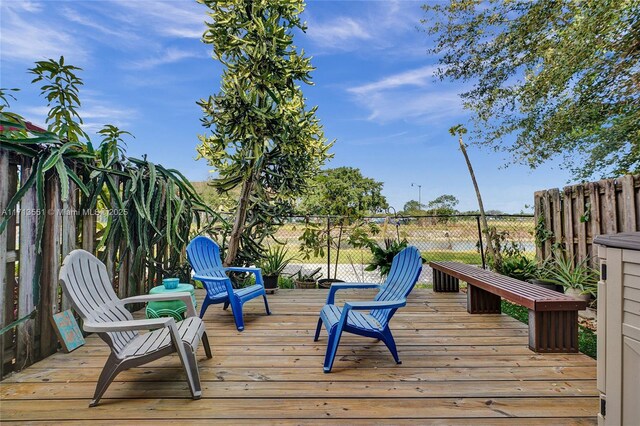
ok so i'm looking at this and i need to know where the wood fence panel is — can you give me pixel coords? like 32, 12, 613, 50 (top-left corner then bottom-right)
3, 164, 18, 373
39, 175, 62, 359
0, 150, 9, 376
621, 174, 636, 232
550, 189, 563, 249
576, 185, 587, 262
535, 174, 640, 266
1, 151, 177, 377
563, 187, 575, 261
60, 181, 76, 312
534, 192, 543, 260
16, 157, 37, 370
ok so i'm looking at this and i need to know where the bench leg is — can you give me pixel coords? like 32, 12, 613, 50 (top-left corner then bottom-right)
528, 310, 579, 353
433, 269, 459, 292
467, 284, 501, 314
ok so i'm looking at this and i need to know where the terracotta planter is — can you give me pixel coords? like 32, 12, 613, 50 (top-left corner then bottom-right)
294, 280, 317, 289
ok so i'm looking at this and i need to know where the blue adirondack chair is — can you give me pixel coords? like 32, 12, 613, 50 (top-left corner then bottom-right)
186, 236, 270, 331
314, 246, 423, 372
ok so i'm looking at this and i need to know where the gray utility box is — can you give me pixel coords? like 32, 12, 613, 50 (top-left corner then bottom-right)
595, 232, 640, 426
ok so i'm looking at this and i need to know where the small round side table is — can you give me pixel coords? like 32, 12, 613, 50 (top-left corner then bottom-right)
145, 283, 197, 322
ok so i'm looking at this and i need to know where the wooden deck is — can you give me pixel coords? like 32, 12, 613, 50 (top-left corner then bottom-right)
0, 289, 598, 424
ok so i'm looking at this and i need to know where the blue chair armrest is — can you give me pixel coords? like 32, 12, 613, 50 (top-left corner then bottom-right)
224, 266, 264, 286
344, 299, 407, 311
327, 283, 381, 304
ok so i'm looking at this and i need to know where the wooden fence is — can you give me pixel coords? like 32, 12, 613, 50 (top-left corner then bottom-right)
0, 149, 169, 378
534, 174, 640, 265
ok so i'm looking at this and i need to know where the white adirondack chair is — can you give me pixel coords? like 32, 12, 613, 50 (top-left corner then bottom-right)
59, 249, 212, 407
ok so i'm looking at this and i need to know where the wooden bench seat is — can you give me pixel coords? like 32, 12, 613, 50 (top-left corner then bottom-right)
429, 261, 588, 353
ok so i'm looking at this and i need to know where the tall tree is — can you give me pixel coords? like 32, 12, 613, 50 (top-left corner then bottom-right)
450, 125, 498, 267
403, 200, 423, 214
423, 0, 640, 180
426, 194, 459, 215
197, 0, 332, 266
298, 167, 387, 279
300, 167, 388, 216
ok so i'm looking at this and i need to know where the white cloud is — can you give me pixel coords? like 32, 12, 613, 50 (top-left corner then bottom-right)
348, 65, 437, 95
128, 47, 205, 70
23, 101, 137, 134
304, 1, 424, 55
347, 66, 465, 123
0, 2, 87, 63
109, 0, 206, 39
305, 17, 372, 49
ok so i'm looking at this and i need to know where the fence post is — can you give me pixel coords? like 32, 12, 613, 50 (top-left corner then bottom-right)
326, 216, 331, 279
17, 157, 37, 370
475, 215, 486, 269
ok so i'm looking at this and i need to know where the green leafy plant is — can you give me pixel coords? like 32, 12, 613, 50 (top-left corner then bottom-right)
365, 238, 409, 277
258, 245, 295, 276
543, 252, 599, 295
1, 57, 222, 298
291, 266, 322, 282
499, 255, 538, 281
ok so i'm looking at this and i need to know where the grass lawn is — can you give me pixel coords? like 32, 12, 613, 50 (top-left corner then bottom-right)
294, 248, 482, 265
501, 300, 597, 358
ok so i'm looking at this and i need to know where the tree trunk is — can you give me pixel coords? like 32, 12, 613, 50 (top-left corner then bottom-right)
458, 136, 498, 266
223, 173, 256, 267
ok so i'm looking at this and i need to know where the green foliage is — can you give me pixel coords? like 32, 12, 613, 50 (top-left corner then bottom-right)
29, 57, 89, 143
403, 200, 423, 214
296, 167, 386, 278
196, 0, 332, 266
499, 255, 538, 281
534, 214, 554, 248
365, 238, 409, 277
299, 167, 388, 216
257, 244, 295, 276
290, 266, 322, 282
425, 194, 459, 216
1, 58, 220, 298
541, 252, 599, 296
424, 0, 640, 180
277, 275, 295, 289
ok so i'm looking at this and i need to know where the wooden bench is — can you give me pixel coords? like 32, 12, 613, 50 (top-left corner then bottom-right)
429, 261, 588, 353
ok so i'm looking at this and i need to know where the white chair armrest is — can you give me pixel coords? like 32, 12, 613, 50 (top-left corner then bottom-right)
83, 317, 173, 333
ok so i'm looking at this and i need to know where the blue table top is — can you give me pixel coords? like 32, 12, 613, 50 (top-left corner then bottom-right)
149, 283, 194, 294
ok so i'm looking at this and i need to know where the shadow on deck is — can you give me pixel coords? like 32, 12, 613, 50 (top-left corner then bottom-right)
0, 289, 597, 424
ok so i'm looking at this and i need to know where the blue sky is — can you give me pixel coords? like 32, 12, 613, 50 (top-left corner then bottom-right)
1, 0, 574, 213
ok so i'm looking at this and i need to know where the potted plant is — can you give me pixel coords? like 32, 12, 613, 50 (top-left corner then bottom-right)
528, 257, 564, 292
258, 245, 294, 294
365, 238, 410, 277
544, 252, 598, 301
292, 267, 322, 289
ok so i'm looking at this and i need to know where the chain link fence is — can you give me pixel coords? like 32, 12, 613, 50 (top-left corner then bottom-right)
270, 214, 535, 285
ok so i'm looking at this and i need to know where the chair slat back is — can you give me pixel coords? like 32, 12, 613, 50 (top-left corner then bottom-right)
371, 246, 422, 326
186, 236, 228, 295
59, 250, 137, 353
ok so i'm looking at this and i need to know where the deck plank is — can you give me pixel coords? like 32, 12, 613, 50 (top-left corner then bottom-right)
0, 289, 597, 422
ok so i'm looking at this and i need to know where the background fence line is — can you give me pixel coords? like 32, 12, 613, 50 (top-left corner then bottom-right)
271, 214, 535, 285
534, 174, 640, 266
